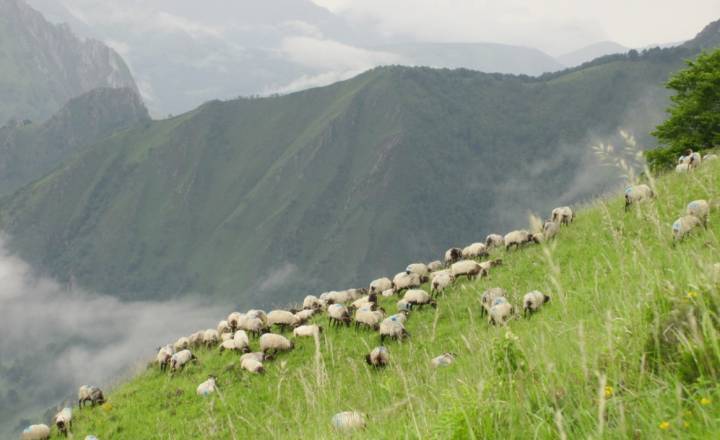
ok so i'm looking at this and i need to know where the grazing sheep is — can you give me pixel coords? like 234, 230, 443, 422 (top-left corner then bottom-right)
679, 150, 702, 169
355, 307, 385, 330
240, 352, 265, 363
462, 242, 489, 259
480, 287, 507, 316
221, 332, 234, 341
673, 215, 703, 241
379, 317, 409, 343
227, 312, 244, 330
366, 346, 390, 367
202, 329, 220, 347
392, 271, 422, 293
381, 288, 395, 297
246, 309, 268, 325
156, 345, 174, 372
78, 385, 105, 408
260, 333, 294, 355
233, 330, 250, 351
387, 311, 409, 324
543, 221, 560, 240
551, 206, 574, 225
331, 411, 366, 431
485, 234, 504, 249
430, 353, 456, 368
196, 376, 217, 396
293, 324, 323, 337
53, 407, 72, 436
20, 424, 50, 440
267, 310, 300, 331
523, 291, 550, 316
351, 293, 378, 311
295, 308, 316, 322
403, 289, 437, 309
624, 184, 655, 211
431, 272, 454, 297
170, 350, 197, 372
444, 247, 463, 265
240, 357, 265, 374
396, 299, 412, 313
369, 277, 393, 294
687, 199, 710, 227
173, 336, 190, 352
189, 331, 205, 347
479, 259, 503, 272
240, 316, 267, 337
488, 299, 514, 325
504, 230, 537, 250
427, 260, 444, 272
450, 260, 486, 280
302, 295, 322, 310
328, 303, 352, 327
430, 268, 452, 281
217, 320, 231, 335
405, 263, 430, 282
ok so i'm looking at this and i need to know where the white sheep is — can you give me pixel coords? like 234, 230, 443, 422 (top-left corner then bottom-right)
295, 308, 316, 322
331, 411, 366, 431
351, 293, 378, 310
267, 310, 299, 331
196, 376, 217, 396
246, 309, 268, 325
170, 350, 197, 372
427, 260, 444, 272
679, 151, 702, 169
687, 199, 710, 227
188, 331, 205, 347
392, 271, 422, 293
366, 346, 390, 367
480, 287, 507, 315
673, 215, 703, 241
551, 206, 574, 225
240, 351, 265, 363
381, 288, 395, 297
450, 260, 486, 280
430, 352, 456, 368
302, 295, 322, 310
504, 230, 537, 250
444, 247, 463, 265
431, 272, 454, 297
53, 407, 72, 436
405, 263, 430, 282
369, 277, 393, 294
217, 320, 231, 335
173, 336, 190, 352
328, 303, 351, 327
20, 424, 50, 440
202, 329, 220, 347
479, 259, 503, 272
676, 163, 690, 173
240, 357, 265, 374
402, 289, 437, 309
624, 184, 654, 211
78, 385, 105, 408
485, 234, 504, 249
355, 307, 385, 330
293, 324, 323, 337
462, 242, 489, 259
156, 345, 174, 372
523, 291, 550, 316
543, 221, 560, 240
239, 316, 267, 337
379, 317, 409, 343
259, 333, 294, 355
396, 299, 412, 313
704, 153, 718, 162
387, 311, 409, 324
488, 299, 514, 325
227, 312, 244, 330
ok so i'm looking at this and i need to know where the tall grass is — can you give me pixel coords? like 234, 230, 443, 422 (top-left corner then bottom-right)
68, 160, 720, 439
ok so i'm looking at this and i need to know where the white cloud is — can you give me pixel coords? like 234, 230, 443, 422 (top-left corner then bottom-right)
281, 36, 404, 71
269, 69, 364, 95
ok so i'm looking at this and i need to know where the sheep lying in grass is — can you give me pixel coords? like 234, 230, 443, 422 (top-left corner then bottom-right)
78, 385, 106, 408
332, 411, 366, 431
403, 289, 437, 309
366, 346, 390, 367
462, 242, 489, 259
260, 333, 294, 356
480, 287, 507, 316
427, 260, 444, 272
431, 272, 454, 297
240, 352, 266, 364
392, 271, 421, 293
170, 350, 197, 373
379, 317, 409, 343
293, 324, 323, 337
406, 263, 430, 282
485, 234, 504, 249
451, 260, 486, 280
672, 215, 703, 241
53, 407, 72, 436
156, 345, 174, 371
196, 376, 217, 396
328, 304, 351, 327
551, 206, 574, 225
488, 298, 514, 326
20, 424, 50, 440
444, 247, 463, 265
430, 353, 456, 368
687, 199, 709, 227
523, 291, 550, 316
504, 230, 537, 250
624, 184, 654, 211
369, 277, 393, 294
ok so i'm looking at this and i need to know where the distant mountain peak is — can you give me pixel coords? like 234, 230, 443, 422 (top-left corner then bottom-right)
684, 18, 720, 49
557, 41, 629, 67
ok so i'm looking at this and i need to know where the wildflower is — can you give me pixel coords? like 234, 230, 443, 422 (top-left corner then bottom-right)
504, 330, 519, 342
659, 421, 670, 430
687, 291, 698, 299
101, 402, 113, 412
604, 386, 614, 398
683, 421, 689, 428
700, 397, 711, 406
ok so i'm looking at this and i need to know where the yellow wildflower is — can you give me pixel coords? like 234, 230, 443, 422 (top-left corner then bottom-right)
659, 421, 670, 430
683, 421, 689, 428
701, 397, 711, 406
604, 386, 614, 398
101, 402, 113, 412
687, 291, 698, 299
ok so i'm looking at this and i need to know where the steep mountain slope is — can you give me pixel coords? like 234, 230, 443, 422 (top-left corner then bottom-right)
55, 159, 720, 438
0, 87, 149, 197
557, 41, 629, 67
0, 0, 138, 124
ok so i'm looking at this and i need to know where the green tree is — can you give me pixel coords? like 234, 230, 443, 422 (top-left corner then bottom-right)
648, 49, 720, 168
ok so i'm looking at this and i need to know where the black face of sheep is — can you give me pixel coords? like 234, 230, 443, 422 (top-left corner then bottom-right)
543, 295, 551, 303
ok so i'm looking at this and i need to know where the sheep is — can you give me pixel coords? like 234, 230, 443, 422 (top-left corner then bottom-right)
543, 221, 560, 240
488, 299, 514, 325
431, 272, 454, 297
392, 271, 422, 293
302, 295, 322, 310
430, 268, 452, 281
672, 215, 703, 241
202, 329, 220, 347
687, 199, 710, 227
354, 306, 385, 330
351, 293, 378, 311
479, 259, 503, 272
679, 150, 702, 169
450, 260, 487, 280
53, 407, 72, 436
381, 288, 395, 297
20, 424, 50, 440
504, 230, 537, 250
227, 312, 244, 331
240, 357, 265, 374
295, 308, 317, 322
217, 320, 231, 335
551, 206, 574, 225
523, 291, 550, 316
676, 162, 690, 173
369, 277, 393, 294
444, 247, 463, 265
246, 309, 268, 325
240, 352, 265, 363
173, 336, 190, 352
405, 263, 430, 282
624, 184, 654, 211
267, 310, 300, 332
328, 303, 351, 327
260, 333, 294, 355
462, 242, 489, 259
403, 289, 437, 309
189, 331, 205, 347
485, 234, 504, 249
156, 345, 174, 372
396, 299, 412, 313
78, 385, 105, 408
705, 153, 718, 162
379, 317, 409, 343
430, 353, 456, 368
293, 324, 323, 337
240, 316, 267, 337
331, 411, 366, 431
387, 311, 409, 324
170, 349, 197, 372
365, 346, 390, 367
480, 287, 507, 315
427, 260, 444, 272
325, 290, 353, 305
196, 376, 217, 396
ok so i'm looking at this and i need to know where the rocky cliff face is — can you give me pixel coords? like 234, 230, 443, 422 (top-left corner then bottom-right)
0, 0, 139, 124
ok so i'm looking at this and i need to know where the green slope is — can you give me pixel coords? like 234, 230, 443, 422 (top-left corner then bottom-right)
56, 157, 720, 438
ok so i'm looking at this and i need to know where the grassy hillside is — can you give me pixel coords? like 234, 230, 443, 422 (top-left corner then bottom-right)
1, 34, 715, 305
57, 159, 720, 438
